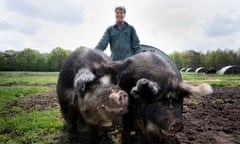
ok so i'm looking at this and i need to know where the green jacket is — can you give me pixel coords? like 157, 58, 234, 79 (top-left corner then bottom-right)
95, 22, 141, 60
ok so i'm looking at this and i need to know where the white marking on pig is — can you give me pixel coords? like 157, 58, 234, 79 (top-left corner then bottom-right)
101, 121, 113, 127
99, 75, 111, 85
180, 82, 213, 96
146, 120, 159, 132
74, 68, 96, 89
130, 131, 136, 135
151, 85, 159, 95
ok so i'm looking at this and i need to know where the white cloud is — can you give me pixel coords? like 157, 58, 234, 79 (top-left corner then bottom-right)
0, 0, 240, 54
3, 0, 84, 24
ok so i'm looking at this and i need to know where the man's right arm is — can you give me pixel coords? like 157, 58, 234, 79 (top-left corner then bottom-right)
95, 27, 110, 51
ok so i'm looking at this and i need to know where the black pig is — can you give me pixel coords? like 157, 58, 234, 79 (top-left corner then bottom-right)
110, 51, 213, 143
56, 48, 128, 143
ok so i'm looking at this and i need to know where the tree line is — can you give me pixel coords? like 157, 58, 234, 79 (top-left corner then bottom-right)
0, 47, 239, 71
0, 47, 72, 71
169, 49, 240, 70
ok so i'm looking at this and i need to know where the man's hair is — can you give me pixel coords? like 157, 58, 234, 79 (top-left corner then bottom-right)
115, 6, 126, 13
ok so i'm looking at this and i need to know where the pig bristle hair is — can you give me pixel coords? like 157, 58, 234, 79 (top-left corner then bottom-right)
195, 83, 213, 96
74, 68, 96, 88
181, 83, 213, 96
99, 75, 111, 85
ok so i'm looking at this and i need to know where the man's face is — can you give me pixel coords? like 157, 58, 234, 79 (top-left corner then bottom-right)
115, 9, 125, 24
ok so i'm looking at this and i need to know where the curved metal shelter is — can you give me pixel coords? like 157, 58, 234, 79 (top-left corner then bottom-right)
140, 44, 181, 78
180, 68, 186, 72
185, 68, 195, 72
195, 67, 208, 73
218, 65, 240, 75
206, 69, 217, 74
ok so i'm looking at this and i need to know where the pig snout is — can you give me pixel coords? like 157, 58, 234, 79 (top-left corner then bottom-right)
118, 91, 128, 105
109, 90, 128, 106
169, 119, 183, 133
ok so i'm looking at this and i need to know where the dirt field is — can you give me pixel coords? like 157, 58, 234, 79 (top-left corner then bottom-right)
177, 87, 240, 144
7, 87, 240, 144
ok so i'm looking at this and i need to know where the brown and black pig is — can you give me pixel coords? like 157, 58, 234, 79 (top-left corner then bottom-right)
56, 48, 128, 143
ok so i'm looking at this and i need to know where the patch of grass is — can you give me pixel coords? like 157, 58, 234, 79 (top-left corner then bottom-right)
215, 98, 225, 104
0, 86, 52, 106
0, 108, 64, 144
181, 72, 240, 87
0, 72, 58, 85
0, 72, 68, 144
191, 100, 201, 105
2, 106, 25, 117
110, 129, 121, 134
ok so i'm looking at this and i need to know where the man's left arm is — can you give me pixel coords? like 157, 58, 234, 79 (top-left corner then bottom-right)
131, 26, 141, 54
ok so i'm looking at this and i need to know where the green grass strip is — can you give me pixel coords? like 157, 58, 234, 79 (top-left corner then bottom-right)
0, 72, 58, 85
0, 109, 64, 144
0, 86, 52, 106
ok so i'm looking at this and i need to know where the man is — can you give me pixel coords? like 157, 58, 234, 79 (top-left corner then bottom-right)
95, 6, 141, 60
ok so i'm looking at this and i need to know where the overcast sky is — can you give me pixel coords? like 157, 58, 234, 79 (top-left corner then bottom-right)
0, 0, 240, 54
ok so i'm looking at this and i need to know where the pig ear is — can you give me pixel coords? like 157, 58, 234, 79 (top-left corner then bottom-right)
130, 86, 140, 99
130, 78, 161, 100
179, 82, 213, 96
73, 68, 96, 99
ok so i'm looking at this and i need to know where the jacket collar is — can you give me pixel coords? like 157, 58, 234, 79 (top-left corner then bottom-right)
114, 21, 128, 29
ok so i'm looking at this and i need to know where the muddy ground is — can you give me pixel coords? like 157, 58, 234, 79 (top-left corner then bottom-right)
8, 87, 240, 144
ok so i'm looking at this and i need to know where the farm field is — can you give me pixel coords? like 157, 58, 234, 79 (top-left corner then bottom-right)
0, 71, 239, 144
